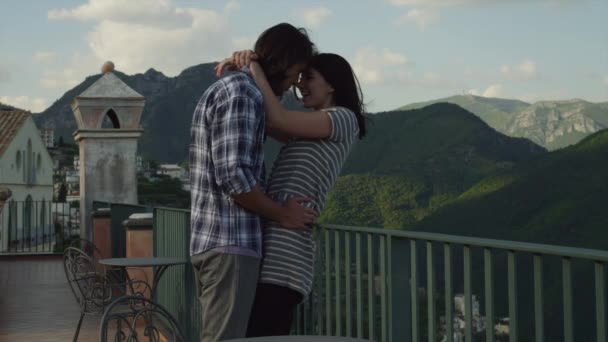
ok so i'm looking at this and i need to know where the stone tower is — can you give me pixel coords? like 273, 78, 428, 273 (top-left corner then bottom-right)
71, 62, 144, 241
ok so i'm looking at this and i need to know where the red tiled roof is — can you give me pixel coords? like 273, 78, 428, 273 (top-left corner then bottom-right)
0, 110, 30, 158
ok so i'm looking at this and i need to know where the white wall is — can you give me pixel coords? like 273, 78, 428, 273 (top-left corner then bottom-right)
0, 117, 53, 251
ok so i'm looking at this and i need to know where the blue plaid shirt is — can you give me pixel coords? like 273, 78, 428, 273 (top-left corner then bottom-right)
189, 71, 265, 256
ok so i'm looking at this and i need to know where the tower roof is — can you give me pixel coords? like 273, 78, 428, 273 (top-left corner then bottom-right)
77, 72, 143, 99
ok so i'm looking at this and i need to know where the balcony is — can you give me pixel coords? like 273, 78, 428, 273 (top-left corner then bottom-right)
1, 202, 607, 341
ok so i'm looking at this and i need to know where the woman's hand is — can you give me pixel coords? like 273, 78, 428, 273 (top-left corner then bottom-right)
214, 50, 259, 77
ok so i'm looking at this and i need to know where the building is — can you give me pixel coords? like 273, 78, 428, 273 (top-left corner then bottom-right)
158, 164, 185, 179
0, 111, 54, 252
39, 128, 55, 148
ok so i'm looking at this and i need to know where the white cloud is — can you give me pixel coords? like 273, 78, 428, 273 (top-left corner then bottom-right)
468, 84, 505, 98
224, 0, 240, 13
388, 0, 580, 29
603, 76, 608, 87
291, 6, 331, 29
232, 36, 256, 50
500, 59, 540, 81
48, 0, 175, 23
39, 52, 98, 90
481, 83, 505, 97
352, 47, 408, 85
33, 51, 58, 64
394, 8, 439, 30
0, 96, 49, 112
47, 0, 235, 78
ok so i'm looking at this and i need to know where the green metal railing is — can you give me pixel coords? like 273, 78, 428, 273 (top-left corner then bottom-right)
310, 224, 608, 342
153, 207, 201, 341
0, 200, 76, 254
131, 204, 608, 342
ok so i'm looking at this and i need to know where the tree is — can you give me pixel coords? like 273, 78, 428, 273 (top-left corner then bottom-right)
58, 136, 65, 147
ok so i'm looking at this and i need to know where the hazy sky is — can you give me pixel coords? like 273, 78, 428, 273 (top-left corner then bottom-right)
1, 0, 607, 113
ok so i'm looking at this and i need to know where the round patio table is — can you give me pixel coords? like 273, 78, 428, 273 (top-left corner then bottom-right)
225, 337, 370, 342
99, 257, 188, 299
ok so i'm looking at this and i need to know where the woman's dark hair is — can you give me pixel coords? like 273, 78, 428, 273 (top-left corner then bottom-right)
309, 53, 367, 139
254, 23, 317, 95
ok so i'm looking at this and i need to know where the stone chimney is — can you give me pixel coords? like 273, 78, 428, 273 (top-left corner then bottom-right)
71, 62, 144, 241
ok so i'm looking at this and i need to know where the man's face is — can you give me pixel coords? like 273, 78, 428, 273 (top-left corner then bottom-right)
279, 63, 307, 92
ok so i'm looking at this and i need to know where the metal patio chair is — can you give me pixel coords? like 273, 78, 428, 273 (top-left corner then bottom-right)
99, 295, 185, 342
63, 246, 151, 342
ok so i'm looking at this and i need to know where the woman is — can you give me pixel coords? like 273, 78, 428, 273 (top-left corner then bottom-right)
218, 51, 367, 336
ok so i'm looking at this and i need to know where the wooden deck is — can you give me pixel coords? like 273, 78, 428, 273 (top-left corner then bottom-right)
0, 255, 100, 341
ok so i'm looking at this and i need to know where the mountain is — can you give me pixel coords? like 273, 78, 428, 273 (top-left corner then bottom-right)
396, 95, 529, 130
34, 64, 218, 162
317, 103, 546, 227
505, 99, 608, 150
412, 128, 608, 249
0, 102, 26, 112
395, 95, 608, 150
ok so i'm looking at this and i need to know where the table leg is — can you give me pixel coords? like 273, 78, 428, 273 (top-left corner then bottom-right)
151, 265, 170, 299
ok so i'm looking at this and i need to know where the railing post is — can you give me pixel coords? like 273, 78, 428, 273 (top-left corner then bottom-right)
484, 248, 494, 342
410, 239, 418, 342
427, 241, 435, 342
390, 237, 411, 342
596, 262, 606, 342
563, 257, 573, 342
533, 254, 544, 342
444, 243, 453, 342
367, 234, 375, 341
355, 232, 363, 338
464, 245, 472, 342
508, 251, 518, 342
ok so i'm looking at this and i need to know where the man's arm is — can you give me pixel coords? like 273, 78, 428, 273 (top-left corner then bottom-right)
210, 93, 314, 228
233, 185, 315, 229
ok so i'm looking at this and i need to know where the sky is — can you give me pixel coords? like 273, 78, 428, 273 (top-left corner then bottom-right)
0, 0, 607, 113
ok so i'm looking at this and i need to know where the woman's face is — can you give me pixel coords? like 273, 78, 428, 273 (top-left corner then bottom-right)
297, 67, 334, 110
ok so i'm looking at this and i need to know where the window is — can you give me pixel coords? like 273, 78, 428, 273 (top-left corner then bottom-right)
101, 108, 120, 129
16, 151, 21, 169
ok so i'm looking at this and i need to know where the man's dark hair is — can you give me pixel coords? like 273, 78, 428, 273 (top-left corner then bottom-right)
254, 23, 316, 95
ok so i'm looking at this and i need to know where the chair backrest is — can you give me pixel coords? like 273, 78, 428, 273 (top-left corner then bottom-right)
69, 238, 105, 259
63, 246, 109, 314
99, 295, 185, 342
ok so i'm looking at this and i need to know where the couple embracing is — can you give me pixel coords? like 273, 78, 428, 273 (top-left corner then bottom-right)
189, 22, 367, 342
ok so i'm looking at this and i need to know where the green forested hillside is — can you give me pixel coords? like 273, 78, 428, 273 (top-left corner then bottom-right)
413, 128, 608, 249
317, 103, 546, 227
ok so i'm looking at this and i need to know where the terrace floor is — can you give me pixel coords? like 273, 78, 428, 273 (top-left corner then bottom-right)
0, 255, 100, 341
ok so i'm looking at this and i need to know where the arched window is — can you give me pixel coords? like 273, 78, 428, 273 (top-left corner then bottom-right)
15, 151, 21, 170
101, 109, 120, 129
27, 140, 34, 185
22, 150, 26, 182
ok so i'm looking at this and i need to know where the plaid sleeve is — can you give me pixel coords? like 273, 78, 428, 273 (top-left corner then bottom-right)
210, 95, 261, 196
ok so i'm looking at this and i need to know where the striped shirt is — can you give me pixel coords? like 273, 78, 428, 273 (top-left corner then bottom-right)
189, 71, 266, 257
260, 106, 359, 297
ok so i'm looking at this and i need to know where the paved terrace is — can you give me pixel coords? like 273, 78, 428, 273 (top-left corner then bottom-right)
0, 255, 99, 342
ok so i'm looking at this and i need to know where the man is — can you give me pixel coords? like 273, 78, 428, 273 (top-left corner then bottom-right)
189, 23, 316, 342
